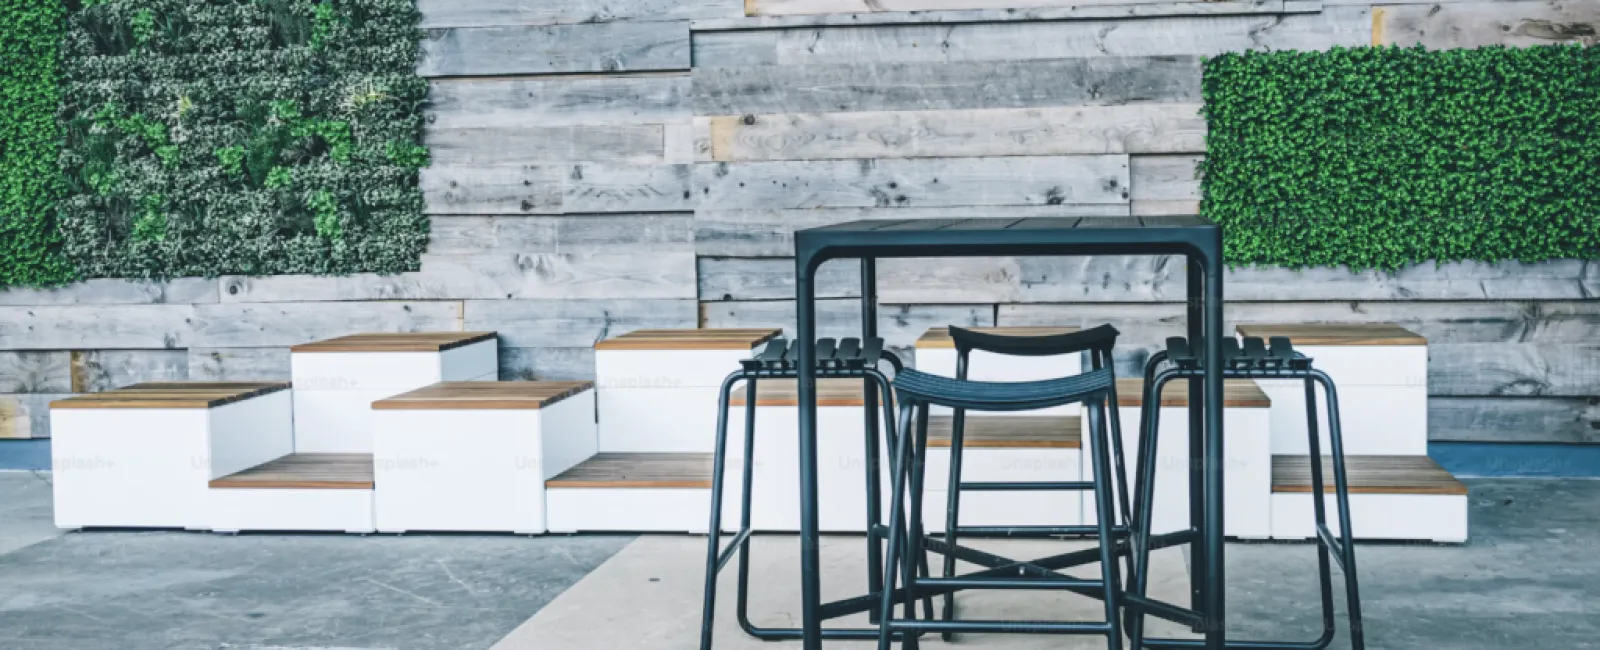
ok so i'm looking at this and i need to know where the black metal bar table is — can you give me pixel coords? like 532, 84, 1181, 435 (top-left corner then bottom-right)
790, 216, 1227, 650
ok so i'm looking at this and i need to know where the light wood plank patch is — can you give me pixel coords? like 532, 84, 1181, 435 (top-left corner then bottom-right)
695, 155, 1130, 210
707, 104, 1205, 161
418, 22, 691, 77
694, 205, 1129, 257
419, 0, 741, 28
1375, 1, 1600, 49
0, 393, 67, 439
465, 299, 698, 348
426, 74, 689, 129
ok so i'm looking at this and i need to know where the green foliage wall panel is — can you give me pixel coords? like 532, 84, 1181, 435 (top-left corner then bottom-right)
1, 0, 73, 287
1202, 45, 1600, 271
58, 0, 429, 279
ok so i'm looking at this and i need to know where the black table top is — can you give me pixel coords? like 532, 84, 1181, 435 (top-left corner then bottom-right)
794, 216, 1221, 261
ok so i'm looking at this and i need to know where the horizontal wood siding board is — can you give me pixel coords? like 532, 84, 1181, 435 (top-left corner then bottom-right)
694, 155, 1131, 210
1376, 2, 1600, 49
425, 125, 666, 166
0, 305, 197, 350
69, 350, 189, 393
707, 104, 1206, 161
465, 299, 698, 348
426, 74, 689, 130
0, 352, 72, 393
187, 348, 292, 382
220, 254, 696, 302
697, 0, 1301, 29
693, 205, 1130, 257
426, 214, 695, 255
419, 0, 741, 28
692, 57, 1202, 114
1431, 343, 1600, 398
1430, 397, 1600, 444
421, 164, 693, 215
418, 22, 691, 77
0, 278, 218, 306
498, 347, 598, 381
699, 299, 992, 353
698, 257, 863, 301
749, 0, 1214, 16
191, 302, 464, 348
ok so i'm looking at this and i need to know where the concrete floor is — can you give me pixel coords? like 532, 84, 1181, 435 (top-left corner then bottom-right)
0, 472, 1596, 649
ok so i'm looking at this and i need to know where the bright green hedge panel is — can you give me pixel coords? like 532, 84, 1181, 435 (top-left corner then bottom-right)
58, 0, 429, 280
0, 0, 75, 288
1202, 45, 1600, 271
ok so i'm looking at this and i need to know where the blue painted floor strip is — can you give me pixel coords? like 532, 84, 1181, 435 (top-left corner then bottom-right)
1430, 442, 1600, 478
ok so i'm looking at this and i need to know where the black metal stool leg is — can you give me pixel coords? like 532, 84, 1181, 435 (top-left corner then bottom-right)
1087, 396, 1126, 650
1315, 374, 1366, 650
1126, 373, 1165, 650
733, 377, 761, 636
1301, 377, 1339, 648
939, 406, 967, 640
702, 374, 752, 650
879, 402, 919, 650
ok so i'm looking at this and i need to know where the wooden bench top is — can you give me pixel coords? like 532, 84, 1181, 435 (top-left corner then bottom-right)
594, 328, 782, 351
546, 453, 713, 488
729, 378, 878, 407
1272, 455, 1466, 496
290, 332, 497, 353
1235, 324, 1425, 346
916, 326, 1081, 349
372, 381, 592, 410
51, 382, 290, 409
1115, 378, 1270, 408
927, 415, 1081, 449
209, 454, 374, 490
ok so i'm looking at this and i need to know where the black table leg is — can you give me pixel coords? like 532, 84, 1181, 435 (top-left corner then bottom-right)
796, 253, 823, 650
1186, 259, 1205, 614
1201, 249, 1226, 650
861, 258, 882, 609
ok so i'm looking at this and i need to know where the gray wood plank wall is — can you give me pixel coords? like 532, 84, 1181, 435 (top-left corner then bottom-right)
1, 0, 1594, 443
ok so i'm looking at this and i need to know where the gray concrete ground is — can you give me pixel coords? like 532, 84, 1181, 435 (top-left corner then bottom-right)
0, 472, 1596, 650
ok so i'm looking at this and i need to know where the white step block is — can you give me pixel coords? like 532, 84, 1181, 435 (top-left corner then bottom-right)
50, 383, 293, 530
915, 327, 1083, 417
1236, 324, 1428, 456
207, 453, 376, 533
290, 332, 499, 453
1269, 456, 1468, 542
724, 378, 887, 533
372, 382, 597, 534
545, 453, 712, 533
594, 329, 780, 453
1083, 378, 1273, 539
921, 415, 1083, 530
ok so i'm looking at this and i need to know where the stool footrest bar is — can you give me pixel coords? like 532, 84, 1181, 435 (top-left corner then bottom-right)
959, 480, 1095, 491
887, 619, 1115, 635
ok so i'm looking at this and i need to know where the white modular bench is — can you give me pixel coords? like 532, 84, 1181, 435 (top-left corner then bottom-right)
544, 453, 714, 533
51, 382, 293, 530
371, 381, 597, 534
920, 415, 1084, 530
208, 453, 376, 533
594, 328, 780, 453
1270, 455, 1468, 543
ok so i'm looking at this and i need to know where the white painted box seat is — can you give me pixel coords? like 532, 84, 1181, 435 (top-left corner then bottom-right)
371, 381, 597, 534
1236, 324, 1428, 457
544, 453, 714, 533
50, 382, 294, 530
208, 453, 375, 533
594, 328, 780, 453
921, 415, 1083, 531
290, 332, 499, 454
914, 326, 1083, 417
1083, 378, 1274, 540
1270, 455, 1468, 543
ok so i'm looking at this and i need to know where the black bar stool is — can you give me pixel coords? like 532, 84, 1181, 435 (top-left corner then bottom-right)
1125, 336, 1365, 650
878, 366, 1126, 650
936, 325, 1133, 637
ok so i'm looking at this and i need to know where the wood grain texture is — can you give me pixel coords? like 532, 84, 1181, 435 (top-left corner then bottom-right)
1130, 154, 1202, 216
427, 74, 689, 129
465, 299, 698, 348
426, 125, 666, 166
594, 328, 781, 351
1272, 455, 1467, 495
700, 299, 993, 355
1234, 323, 1425, 346
0, 305, 196, 350
421, 164, 692, 215
187, 348, 292, 382
707, 104, 1205, 161
546, 452, 713, 488
69, 350, 188, 393
916, 326, 1080, 349
418, 22, 691, 77
0, 352, 71, 393
221, 254, 696, 302
729, 377, 876, 406
51, 382, 289, 410
698, 257, 862, 301
0, 393, 66, 439
698, 0, 1302, 29
748, 0, 1213, 15
692, 57, 1202, 114
290, 332, 495, 353
926, 414, 1082, 448
372, 381, 594, 410
192, 302, 463, 348
427, 214, 695, 255
500, 347, 598, 381
1431, 397, 1600, 444
0, 278, 217, 306
1116, 377, 1271, 408
209, 453, 375, 489
1431, 344, 1600, 398
419, 0, 741, 28
695, 156, 1131, 210
694, 205, 1129, 257
1375, 1, 1600, 49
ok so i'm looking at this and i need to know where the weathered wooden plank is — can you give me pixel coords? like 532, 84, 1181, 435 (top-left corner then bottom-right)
750, 0, 1210, 15
697, 257, 863, 301
419, 0, 741, 28
1431, 344, 1600, 398
426, 125, 666, 166
0, 305, 196, 350
187, 348, 292, 382
695, 155, 1131, 210
771, 8, 1370, 64
692, 57, 1202, 114
1130, 154, 1201, 216
427, 214, 694, 255
707, 104, 1205, 161
418, 253, 698, 300
697, 0, 1304, 29
418, 22, 691, 77
1430, 397, 1600, 444
698, 299, 992, 357
69, 350, 189, 393
191, 302, 463, 348
1376, 1, 1600, 49
0, 352, 71, 393
0, 278, 218, 306
690, 30, 782, 67
464, 299, 698, 348
694, 205, 1131, 257
426, 74, 689, 129
0, 393, 67, 439
664, 121, 695, 164
499, 347, 598, 382
421, 164, 692, 214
